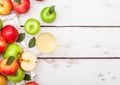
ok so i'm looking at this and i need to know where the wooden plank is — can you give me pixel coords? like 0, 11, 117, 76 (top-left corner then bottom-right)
35, 59, 120, 85
19, 0, 120, 26
19, 27, 120, 57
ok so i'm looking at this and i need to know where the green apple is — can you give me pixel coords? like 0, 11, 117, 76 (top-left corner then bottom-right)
24, 18, 40, 35
0, 19, 3, 30
7, 68, 25, 83
41, 5, 56, 23
3, 44, 22, 60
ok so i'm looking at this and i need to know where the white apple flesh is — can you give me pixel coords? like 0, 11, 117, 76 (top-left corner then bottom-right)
20, 52, 37, 71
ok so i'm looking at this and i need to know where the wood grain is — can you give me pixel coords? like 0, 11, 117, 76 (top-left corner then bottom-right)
19, 0, 120, 26
35, 59, 120, 85
18, 27, 120, 58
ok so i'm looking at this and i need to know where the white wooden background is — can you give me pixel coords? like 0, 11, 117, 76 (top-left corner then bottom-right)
20, 0, 120, 85
18, 0, 120, 57
2, 0, 120, 85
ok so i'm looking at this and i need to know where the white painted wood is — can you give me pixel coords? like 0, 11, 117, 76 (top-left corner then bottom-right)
19, 0, 120, 26
1, 1, 120, 85
35, 59, 120, 85
20, 27, 120, 57
0, 14, 20, 30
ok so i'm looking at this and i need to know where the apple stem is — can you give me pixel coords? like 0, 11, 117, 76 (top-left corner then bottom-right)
0, 3, 3, 7
14, 0, 21, 4
49, 5, 55, 14
6, 56, 15, 65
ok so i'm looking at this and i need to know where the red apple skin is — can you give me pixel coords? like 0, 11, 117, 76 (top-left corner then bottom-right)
13, 0, 30, 14
26, 81, 39, 85
1, 25, 19, 43
0, 0, 13, 15
0, 36, 7, 53
36, 0, 43, 1
0, 58, 19, 76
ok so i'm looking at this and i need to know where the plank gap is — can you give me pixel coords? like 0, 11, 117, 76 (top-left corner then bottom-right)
37, 57, 120, 59
20, 25, 120, 28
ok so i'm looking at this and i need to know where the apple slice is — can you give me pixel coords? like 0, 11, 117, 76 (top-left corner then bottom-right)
20, 52, 37, 71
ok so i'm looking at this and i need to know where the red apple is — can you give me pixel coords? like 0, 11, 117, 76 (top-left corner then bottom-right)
0, 57, 19, 76
0, 36, 7, 53
1, 25, 19, 43
0, 74, 7, 85
0, 0, 13, 15
36, 0, 43, 1
13, 0, 30, 14
26, 81, 39, 85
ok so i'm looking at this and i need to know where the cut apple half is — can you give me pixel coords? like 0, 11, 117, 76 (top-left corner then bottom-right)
20, 51, 37, 71
36, 32, 57, 53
